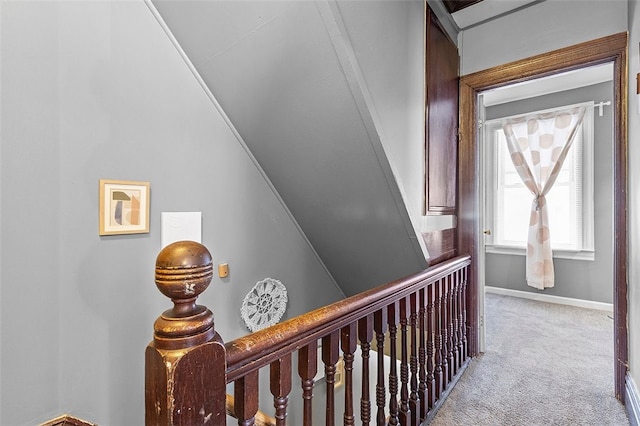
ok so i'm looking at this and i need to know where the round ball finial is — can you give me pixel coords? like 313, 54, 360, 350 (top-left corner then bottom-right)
155, 240, 213, 303
153, 241, 216, 348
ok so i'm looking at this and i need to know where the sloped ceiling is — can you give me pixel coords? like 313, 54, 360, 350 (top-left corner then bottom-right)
151, 0, 428, 296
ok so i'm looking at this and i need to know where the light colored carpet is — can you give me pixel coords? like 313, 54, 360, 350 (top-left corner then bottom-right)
430, 293, 629, 425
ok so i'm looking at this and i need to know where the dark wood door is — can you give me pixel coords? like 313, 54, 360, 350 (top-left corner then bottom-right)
425, 5, 459, 215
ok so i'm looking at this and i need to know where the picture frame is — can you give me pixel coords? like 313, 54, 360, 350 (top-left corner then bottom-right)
99, 179, 150, 236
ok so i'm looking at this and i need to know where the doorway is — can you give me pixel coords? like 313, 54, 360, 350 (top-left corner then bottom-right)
479, 63, 614, 350
458, 32, 628, 400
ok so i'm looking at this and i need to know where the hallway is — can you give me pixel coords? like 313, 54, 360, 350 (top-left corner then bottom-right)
431, 293, 628, 425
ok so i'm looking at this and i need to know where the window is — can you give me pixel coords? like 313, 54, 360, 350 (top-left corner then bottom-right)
484, 102, 594, 259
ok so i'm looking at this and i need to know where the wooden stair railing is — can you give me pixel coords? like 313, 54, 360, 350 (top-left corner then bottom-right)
146, 241, 471, 425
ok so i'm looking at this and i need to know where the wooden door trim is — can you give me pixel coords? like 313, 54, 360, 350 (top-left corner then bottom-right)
458, 32, 628, 400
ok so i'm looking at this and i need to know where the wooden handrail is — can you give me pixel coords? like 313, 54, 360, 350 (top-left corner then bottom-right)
225, 255, 470, 382
146, 241, 472, 425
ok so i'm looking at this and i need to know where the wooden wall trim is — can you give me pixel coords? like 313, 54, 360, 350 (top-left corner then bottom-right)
423, 228, 457, 265
461, 32, 628, 90
40, 415, 97, 426
458, 31, 628, 400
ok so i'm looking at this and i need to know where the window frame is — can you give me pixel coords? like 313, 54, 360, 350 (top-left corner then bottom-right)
483, 101, 595, 261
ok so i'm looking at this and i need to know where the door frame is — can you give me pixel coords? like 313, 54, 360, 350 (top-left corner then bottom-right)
458, 32, 628, 400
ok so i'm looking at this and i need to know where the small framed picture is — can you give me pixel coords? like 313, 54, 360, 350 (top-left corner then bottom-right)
99, 179, 150, 236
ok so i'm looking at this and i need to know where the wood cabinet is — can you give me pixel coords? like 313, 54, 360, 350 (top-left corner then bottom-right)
425, 5, 459, 215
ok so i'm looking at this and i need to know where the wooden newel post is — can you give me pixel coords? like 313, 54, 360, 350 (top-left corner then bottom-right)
145, 241, 227, 425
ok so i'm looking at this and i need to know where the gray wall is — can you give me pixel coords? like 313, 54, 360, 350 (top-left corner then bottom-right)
459, 0, 628, 75
0, 2, 344, 424
485, 82, 614, 303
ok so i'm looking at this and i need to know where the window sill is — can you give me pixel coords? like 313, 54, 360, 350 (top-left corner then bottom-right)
485, 245, 595, 261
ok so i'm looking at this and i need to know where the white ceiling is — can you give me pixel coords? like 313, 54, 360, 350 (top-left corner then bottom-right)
451, 0, 541, 29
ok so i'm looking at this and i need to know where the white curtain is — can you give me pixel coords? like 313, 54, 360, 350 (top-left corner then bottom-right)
502, 106, 586, 289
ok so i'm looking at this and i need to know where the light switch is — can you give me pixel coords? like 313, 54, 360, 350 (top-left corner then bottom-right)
161, 212, 202, 249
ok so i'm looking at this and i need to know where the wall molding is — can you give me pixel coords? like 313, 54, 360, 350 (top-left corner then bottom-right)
628, 374, 640, 426
423, 228, 457, 265
485, 286, 613, 312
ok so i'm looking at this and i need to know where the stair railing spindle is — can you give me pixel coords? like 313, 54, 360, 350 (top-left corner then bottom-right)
341, 323, 358, 426
373, 309, 388, 426
358, 315, 374, 426
398, 297, 411, 424
418, 288, 428, 421
387, 302, 400, 425
322, 332, 340, 426
409, 293, 420, 426
298, 342, 317, 426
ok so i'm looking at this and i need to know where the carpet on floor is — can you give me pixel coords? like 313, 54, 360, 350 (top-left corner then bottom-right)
430, 293, 629, 425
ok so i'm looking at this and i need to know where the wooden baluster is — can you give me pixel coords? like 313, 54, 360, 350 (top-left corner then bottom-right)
341, 323, 357, 426
440, 277, 450, 388
387, 302, 400, 425
453, 270, 462, 370
298, 341, 318, 426
145, 241, 226, 426
449, 272, 458, 372
358, 315, 373, 426
460, 266, 468, 361
409, 293, 420, 426
447, 275, 456, 381
271, 354, 292, 425
398, 297, 410, 425
323, 331, 340, 426
235, 371, 259, 426
373, 309, 388, 426
434, 279, 444, 400
417, 288, 428, 421
426, 283, 436, 409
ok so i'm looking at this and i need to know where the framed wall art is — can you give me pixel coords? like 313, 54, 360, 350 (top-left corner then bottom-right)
99, 179, 150, 236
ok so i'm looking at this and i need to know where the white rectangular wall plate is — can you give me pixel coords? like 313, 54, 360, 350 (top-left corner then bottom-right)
161, 212, 202, 249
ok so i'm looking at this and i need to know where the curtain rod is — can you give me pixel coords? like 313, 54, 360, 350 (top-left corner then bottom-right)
592, 101, 611, 117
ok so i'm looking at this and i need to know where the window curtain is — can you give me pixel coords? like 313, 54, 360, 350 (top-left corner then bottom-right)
502, 106, 586, 289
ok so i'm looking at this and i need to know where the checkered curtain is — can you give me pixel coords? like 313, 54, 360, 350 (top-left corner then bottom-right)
502, 107, 586, 289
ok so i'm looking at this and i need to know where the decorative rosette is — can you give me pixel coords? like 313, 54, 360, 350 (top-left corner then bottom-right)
240, 278, 288, 332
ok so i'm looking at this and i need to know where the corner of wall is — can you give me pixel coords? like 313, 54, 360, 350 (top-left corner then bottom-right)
627, 373, 640, 426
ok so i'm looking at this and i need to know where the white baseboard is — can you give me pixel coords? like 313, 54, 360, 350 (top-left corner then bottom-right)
627, 374, 640, 426
484, 286, 613, 312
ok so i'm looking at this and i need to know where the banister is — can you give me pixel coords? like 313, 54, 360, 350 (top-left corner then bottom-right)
225, 255, 470, 382
146, 241, 471, 425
